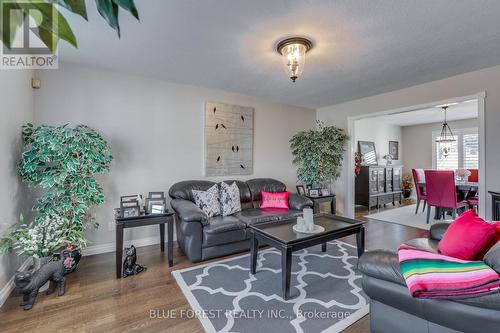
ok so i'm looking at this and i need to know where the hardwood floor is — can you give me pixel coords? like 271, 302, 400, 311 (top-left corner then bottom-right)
0, 201, 428, 333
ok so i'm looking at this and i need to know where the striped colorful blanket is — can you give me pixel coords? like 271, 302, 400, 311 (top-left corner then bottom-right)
398, 244, 500, 299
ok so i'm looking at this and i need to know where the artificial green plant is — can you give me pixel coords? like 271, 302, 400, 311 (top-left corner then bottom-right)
290, 121, 349, 186
17, 123, 113, 248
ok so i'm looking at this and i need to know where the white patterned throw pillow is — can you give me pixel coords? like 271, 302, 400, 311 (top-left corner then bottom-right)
220, 182, 242, 216
192, 184, 221, 217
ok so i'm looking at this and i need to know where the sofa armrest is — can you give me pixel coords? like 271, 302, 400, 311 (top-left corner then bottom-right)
358, 250, 406, 286
288, 193, 313, 211
429, 222, 450, 241
170, 199, 208, 225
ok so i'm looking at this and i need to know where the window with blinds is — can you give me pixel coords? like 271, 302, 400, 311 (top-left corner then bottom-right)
432, 128, 478, 170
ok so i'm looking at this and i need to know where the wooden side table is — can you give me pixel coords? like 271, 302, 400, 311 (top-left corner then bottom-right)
115, 212, 175, 278
306, 195, 337, 214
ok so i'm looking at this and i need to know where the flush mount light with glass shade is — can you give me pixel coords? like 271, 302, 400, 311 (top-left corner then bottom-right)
435, 105, 456, 158
276, 37, 313, 82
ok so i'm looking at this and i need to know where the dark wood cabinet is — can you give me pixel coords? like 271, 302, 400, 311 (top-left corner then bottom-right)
356, 165, 403, 213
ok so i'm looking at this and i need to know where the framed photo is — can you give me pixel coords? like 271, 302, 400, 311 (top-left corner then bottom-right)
120, 199, 140, 218
321, 188, 330, 196
148, 191, 165, 199
309, 189, 319, 197
296, 185, 306, 196
389, 141, 399, 160
151, 204, 165, 214
120, 195, 138, 202
358, 141, 378, 165
146, 197, 167, 215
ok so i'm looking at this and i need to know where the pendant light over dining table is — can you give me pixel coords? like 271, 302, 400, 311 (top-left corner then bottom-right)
435, 106, 456, 157
276, 37, 313, 82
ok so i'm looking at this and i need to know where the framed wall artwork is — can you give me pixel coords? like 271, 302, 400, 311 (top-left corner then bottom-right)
358, 141, 378, 165
205, 101, 254, 176
389, 141, 399, 160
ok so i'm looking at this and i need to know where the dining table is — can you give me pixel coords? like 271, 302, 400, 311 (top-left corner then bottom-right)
417, 180, 478, 219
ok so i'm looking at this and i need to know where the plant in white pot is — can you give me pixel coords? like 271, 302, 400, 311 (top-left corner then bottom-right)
290, 121, 349, 189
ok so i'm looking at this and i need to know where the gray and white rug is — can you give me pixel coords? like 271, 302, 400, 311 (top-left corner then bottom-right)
172, 240, 369, 333
366, 204, 452, 230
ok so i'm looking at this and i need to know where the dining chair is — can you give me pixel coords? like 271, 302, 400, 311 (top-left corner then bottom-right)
468, 169, 479, 182
424, 170, 468, 224
412, 168, 427, 214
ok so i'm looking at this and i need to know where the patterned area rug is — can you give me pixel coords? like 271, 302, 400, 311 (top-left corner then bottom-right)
172, 240, 369, 333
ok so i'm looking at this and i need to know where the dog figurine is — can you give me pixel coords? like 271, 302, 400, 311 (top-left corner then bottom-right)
14, 259, 66, 310
123, 245, 146, 278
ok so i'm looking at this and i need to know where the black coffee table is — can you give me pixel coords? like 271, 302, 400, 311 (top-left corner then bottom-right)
249, 213, 365, 300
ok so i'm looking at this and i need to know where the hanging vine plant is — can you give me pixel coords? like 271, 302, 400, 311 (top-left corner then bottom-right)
290, 121, 349, 186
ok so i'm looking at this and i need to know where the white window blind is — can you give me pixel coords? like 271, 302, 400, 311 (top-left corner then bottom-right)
432, 128, 478, 170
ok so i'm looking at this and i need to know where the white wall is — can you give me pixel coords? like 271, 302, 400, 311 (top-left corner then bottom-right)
0, 71, 35, 297
34, 63, 315, 249
317, 64, 500, 218
354, 118, 402, 166
402, 118, 478, 174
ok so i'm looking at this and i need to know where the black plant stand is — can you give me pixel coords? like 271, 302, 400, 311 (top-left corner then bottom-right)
115, 212, 174, 278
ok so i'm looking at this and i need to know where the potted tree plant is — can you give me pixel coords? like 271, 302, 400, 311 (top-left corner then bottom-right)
1, 124, 112, 273
290, 121, 349, 190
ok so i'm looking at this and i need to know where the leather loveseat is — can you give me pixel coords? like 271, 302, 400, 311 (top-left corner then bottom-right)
358, 223, 500, 333
169, 178, 313, 262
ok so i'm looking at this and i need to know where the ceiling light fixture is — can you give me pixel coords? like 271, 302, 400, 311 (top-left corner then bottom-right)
276, 37, 313, 82
435, 106, 456, 157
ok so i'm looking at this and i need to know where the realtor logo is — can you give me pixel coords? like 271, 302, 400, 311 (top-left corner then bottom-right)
1, 0, 58, 69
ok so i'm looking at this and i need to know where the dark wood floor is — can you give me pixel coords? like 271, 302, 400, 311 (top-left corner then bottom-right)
0, 201, 428, 333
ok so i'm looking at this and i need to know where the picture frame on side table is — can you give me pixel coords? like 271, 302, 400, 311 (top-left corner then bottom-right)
120, 199, 140, 218
148, 192, 165, 199
296, 185, 306, 196
309, 189, 319, 197
321, 188, 330, 196
146, 197, 167, 215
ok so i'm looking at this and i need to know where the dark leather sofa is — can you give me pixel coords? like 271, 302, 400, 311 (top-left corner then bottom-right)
358, 223, 500, 333
168, 178, 313, 262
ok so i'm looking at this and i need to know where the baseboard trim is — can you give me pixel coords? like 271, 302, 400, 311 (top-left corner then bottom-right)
0, 258, 31, 308
82, 236, 175, 256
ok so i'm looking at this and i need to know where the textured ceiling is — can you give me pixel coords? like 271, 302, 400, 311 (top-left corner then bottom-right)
58, 0, 500, 109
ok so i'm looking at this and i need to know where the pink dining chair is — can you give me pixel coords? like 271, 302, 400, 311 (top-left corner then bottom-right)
412, 168, 427, 214
424, 170, 468, 224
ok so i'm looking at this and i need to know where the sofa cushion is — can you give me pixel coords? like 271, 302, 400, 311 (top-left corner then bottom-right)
404, 238, 440, 253
438, 209, 497, 260
234, 208, 301, 226
169, 180, 216, 201
202, 216, 247, 247
220, 181, 242, 216
260, 191, 289, 209
220, 180, 252, 209
192, 184, 221, 217
246, 178, 286, 207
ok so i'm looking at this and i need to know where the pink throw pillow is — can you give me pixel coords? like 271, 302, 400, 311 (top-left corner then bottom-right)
438, 209, 497, 260
260, 192, 289, 209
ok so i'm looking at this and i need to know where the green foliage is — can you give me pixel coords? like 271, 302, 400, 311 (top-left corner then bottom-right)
17, 123, 113, 248
290, 121, 349, 186
0, 0, 139, 53
0, 215, 67, 258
